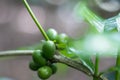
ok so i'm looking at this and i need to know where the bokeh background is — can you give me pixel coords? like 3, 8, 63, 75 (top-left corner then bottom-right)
0, 0, 120, 80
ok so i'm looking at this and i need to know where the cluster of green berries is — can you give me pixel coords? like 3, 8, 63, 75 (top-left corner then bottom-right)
29, 28, 69, 80
46, 28, 69, 44
29, 41, 56, 80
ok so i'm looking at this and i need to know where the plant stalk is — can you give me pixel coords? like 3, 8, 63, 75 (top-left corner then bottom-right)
115, 49, 120, 80
22, 0, 49, 41
93, 54, 99, 80
0, 50, 106, 80
0, 50, 92, 76
53, 54, 93, 76
0, 50, 34, 57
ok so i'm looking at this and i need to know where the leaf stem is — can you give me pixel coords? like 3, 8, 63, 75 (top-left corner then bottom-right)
22, 0, 49, 41
93, 54, 99, 80
115, 50, 120, 80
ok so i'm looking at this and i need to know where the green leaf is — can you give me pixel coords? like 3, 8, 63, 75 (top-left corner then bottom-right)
59, 38, 84, 58
104, 14, 120, 32
74, 1, 120, 34
68, 47, 95, 73
59, 38, 95, 73
83, 34, 118, 56
82, 32, 120, 57
74, 2, 104, 33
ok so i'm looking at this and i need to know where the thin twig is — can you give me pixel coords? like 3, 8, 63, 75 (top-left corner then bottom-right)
0, 50, 107, 80
93, 54, 100, 80
53, 54, 93, 76
0, 50, 35, 57
22, 0, 49, 41
0, 50, 93, 76
115, 49, 120, 80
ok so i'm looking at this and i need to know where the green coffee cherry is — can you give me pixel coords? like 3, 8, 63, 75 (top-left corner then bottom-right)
29, 61, 40, 71
37, 66, 52, 79
49, 64, 57, 74
42, 40, 56, 59
56, 33, 68, 44
46, 28, 58, 41
32, 50, 47, 66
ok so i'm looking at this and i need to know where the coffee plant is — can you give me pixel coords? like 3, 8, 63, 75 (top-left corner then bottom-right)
0, 0, 120, 80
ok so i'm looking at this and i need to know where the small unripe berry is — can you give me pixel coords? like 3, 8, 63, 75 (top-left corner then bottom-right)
49, 64, 57, 74
29, 61, 40, 71
56, 33, 68, 44
32, 50, 47, 66
37, 66, 52, 79
42, 41, 56, 59
46, 28, 58, 41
